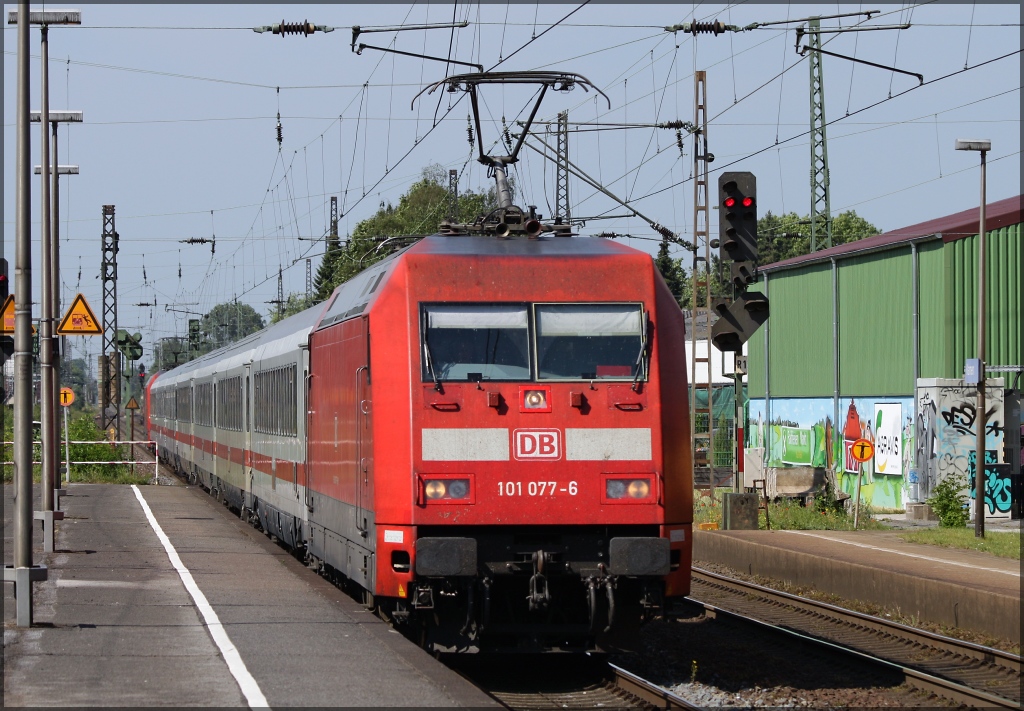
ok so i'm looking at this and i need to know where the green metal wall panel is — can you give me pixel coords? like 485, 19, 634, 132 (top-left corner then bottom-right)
838, 248, 914, 395
918, 241, 948, 377
988, 224, 1021, 367
948, 224, 1022, 371
764, 264, 833, 397
747, 281, 766, 398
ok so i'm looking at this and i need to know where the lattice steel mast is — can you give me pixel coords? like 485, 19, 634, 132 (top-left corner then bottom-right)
554, 110, 570, 225
100, 205, 119, 437
805, 18, 832, 252
689, 71, 715, 487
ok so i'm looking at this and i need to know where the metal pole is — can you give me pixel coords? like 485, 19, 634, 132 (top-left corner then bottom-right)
831, 257, 840, 496
39, 24, 56, 523
130, 413, 135, 477
733, 372, 741, 491
975, 149, 987, 538
51, 120, 64, 498
64, 404, 71, 483
853, 461, 863, 528
12, 0, 35, 624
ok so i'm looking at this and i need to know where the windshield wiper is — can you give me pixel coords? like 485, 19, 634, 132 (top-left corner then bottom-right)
631, 315, 648, 392
423, 338, 442, 392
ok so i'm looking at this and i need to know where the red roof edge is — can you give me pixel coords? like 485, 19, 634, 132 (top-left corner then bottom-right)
760, 194, 1022, 273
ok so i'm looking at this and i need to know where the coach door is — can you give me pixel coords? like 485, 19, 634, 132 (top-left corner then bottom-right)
189, 378, 196, 470
212, 380, 218, 482
351, 316, 372, 540
244, 363, 253, 491
302, 345, 313, 514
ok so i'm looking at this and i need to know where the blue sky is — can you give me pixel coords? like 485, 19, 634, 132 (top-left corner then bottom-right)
3, 3, 1020, 372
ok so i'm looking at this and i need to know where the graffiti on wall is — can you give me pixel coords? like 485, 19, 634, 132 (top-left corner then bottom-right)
915, 380, 1006, 516
967, 450, 1012, 515
747, 397, 913, 510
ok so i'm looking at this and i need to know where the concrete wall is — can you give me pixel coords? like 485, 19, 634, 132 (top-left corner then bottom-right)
694, 531, 1020, 644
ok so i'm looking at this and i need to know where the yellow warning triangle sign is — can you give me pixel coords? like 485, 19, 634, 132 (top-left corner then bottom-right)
1, 295, 14, 334
1, 295, 36, 335
125, 396, 140, 410
57, 293, 103, 335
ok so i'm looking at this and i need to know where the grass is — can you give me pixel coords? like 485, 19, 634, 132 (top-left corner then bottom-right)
2, 464, 152, 486
693, 489, 886, 531
3, 408, 152, 485
897, 527, 1021, 560
760, 500, 887, 531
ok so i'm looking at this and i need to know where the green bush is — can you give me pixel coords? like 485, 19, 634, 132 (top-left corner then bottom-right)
927, 473, 969, 528
3, 411, 147, 485
813, 477, 838, 515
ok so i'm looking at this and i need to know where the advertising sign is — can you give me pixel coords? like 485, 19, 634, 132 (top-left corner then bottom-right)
873, 403, 902, 476
779, 426, 813, 465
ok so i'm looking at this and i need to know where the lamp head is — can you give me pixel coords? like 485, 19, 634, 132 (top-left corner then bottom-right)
955, 139, 991, 152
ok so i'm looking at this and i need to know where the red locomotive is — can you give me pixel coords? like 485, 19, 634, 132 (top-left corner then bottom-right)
147, 71, 692, 652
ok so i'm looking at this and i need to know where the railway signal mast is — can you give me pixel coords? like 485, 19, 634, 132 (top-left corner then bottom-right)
666, 11, 915, 253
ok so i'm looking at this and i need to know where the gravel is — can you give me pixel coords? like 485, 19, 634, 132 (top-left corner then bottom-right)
611, 611, 947, 708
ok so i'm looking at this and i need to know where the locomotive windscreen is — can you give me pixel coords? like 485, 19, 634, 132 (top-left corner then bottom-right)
535, 303, 643, 380
421, 302, 645, 383
422, 303, 531, 382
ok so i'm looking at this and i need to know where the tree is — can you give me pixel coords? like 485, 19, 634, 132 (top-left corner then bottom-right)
154, 337, 188, 371
756, 210, 881, 266
654, 240, 687, 307
200, 302, 265, 350
62, 357, 89, 398
314, 164, 505, 297
269, 293, 315, 325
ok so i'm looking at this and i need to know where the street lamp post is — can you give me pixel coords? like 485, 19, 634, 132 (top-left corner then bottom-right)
33, 110, 83, 500
955, 138, 990, 539
8, 9, 82, 556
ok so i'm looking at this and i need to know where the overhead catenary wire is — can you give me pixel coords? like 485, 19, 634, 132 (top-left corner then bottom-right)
31, 4, 1018, 342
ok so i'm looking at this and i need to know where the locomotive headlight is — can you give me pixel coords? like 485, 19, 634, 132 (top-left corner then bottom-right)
606, 480, 627, 499
605, 477, 653, 501
447, 479, 470, 499
421, 477, 471, 502
519, 385, 552, 413
627, 479, 650, 498
524, 390, 547, 408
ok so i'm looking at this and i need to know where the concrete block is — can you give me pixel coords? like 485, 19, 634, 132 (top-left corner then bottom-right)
722, 493, 759, 530
906, 503, 937, 521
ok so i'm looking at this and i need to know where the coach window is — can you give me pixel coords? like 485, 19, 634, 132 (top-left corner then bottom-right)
421, 304, 530, 383
534, 303, 645, 380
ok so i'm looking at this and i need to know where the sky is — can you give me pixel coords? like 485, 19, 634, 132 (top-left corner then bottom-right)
3, 3, 1020, 374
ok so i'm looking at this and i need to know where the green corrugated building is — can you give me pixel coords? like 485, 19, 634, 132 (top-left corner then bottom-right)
744, 196, 1021, 513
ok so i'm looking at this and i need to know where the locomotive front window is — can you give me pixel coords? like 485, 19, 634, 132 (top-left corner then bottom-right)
422, 304, 531, 382
535, 303, 644, 381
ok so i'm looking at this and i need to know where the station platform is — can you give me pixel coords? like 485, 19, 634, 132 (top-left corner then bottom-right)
693, 525, 1021, 645
3, 482, 498, 708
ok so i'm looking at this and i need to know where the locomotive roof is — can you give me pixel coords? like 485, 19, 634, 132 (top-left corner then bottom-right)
155, 234, 651, 382
409, 234, 640, 258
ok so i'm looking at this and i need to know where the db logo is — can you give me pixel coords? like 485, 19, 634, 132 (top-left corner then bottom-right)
513, 429, 561, 460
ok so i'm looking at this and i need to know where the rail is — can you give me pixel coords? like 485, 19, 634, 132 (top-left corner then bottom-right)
688, 567, 1022, 708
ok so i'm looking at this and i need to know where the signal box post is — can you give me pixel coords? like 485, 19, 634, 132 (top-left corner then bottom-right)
711, 172, 770, 353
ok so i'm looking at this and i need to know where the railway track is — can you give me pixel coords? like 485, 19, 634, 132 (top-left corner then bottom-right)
448, 655, 701, 710
689, 566, 1022, 709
